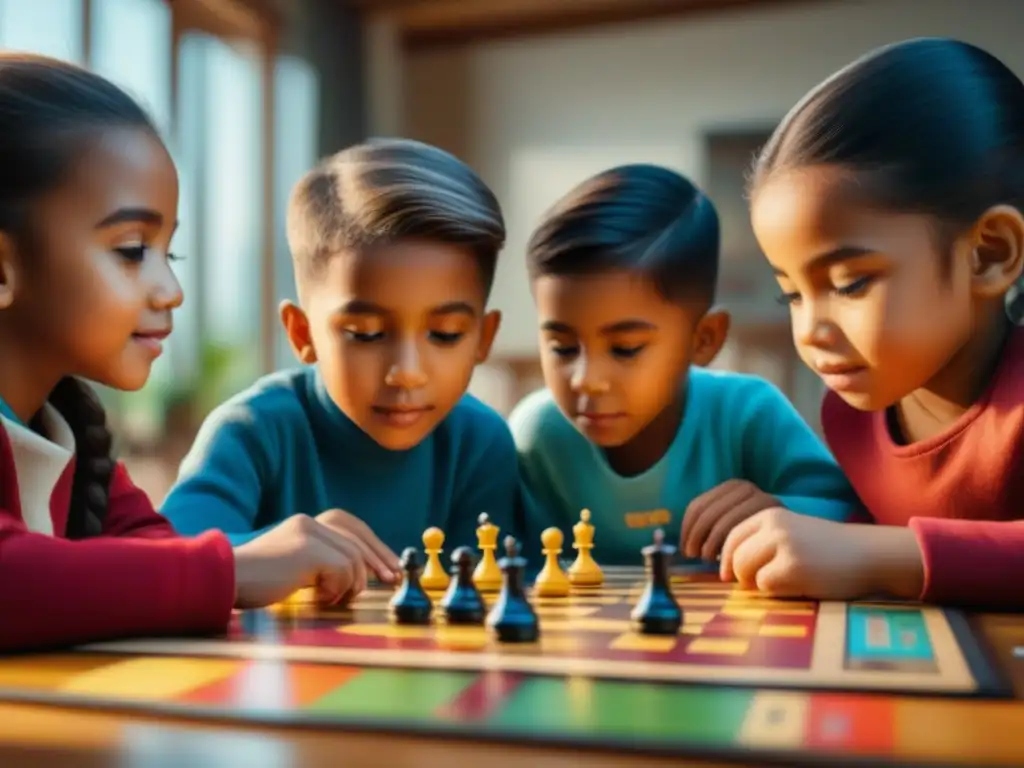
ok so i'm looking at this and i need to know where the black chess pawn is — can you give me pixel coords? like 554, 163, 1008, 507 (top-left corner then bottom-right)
388, 547, 433, 625
439, 545, 485, 625
630, 528, 683, 635
486, 535, 540, 643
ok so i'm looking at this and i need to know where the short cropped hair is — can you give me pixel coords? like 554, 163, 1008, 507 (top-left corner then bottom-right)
526, 164, 720, 306
286, 137, 506, 296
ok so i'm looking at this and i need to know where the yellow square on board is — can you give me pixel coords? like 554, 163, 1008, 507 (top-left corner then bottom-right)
609, 634, 678, 652
759, 624, 808, 638
61, 657, 239, 699
687, 637, 750, 655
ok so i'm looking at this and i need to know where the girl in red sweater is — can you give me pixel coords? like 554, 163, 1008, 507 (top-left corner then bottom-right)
719, 38, 1024, 609
0, 54, 372, 651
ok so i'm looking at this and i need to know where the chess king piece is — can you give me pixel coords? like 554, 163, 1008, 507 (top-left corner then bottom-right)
473, 512, 502, 592
388, 547, 433, 625
631, 528, 683, 635
568, 508, 603, 587
535, 527, 571, 597
486, 535, 540, 643
439, 546, 486, 624
420, 527, 450, 591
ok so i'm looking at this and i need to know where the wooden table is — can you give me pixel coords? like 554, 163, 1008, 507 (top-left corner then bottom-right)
2, 584, 1024, 766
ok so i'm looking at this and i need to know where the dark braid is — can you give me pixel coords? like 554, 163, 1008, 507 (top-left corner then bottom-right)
0, 54, 156, 537
47, 378, 114, 539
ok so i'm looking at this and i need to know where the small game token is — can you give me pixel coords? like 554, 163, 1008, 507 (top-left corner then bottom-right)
388, 547, 433, 625
630, 528, 683, 635
439, 546, 486, 625
473, 512, 503, 592
568, 508, 603, 587
486, 535, 540, 643
535, 527, 571, 597
420, 527, 450, 591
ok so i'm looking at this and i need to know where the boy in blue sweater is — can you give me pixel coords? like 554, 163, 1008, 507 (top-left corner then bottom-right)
510, 164, 859, 566
162, 139, 519, 582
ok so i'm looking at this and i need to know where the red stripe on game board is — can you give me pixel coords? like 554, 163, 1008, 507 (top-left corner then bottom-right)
435, 671, 524, 721
178, 661, 363, 709
805, 694, 896, 753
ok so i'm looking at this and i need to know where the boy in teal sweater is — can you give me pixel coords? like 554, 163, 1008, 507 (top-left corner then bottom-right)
162, 139, 519, 580
510, 164, 859, 566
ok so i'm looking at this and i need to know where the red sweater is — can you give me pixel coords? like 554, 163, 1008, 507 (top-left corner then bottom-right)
822, 327, 1024, 609
0, 410, 235, 651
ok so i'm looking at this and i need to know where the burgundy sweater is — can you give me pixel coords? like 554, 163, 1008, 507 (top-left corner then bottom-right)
0, 404, 234, 651
822, 327, 1024, 608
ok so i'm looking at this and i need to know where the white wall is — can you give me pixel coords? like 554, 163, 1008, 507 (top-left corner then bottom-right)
404, 0, 1024, 357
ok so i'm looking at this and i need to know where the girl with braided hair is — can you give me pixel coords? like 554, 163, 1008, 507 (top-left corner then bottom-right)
0, 54, 366, 651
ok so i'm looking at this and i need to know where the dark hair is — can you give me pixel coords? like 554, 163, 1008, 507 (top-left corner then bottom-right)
526, 164, 720, 306
0, 54, 159, 539
750, 38, 1024, 242
286, 137, 506, 297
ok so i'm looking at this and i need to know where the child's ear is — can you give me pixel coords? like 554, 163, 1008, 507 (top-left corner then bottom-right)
968, 205, 1024, 299
476, 309, 502, 363
279, 300, 317, 364
690, 308, 730, 367
0, 233, 19, 310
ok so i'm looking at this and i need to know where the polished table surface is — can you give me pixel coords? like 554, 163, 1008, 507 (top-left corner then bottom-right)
2, 610, 1024, 766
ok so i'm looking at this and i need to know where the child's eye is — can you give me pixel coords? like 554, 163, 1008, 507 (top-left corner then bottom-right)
549, 344, 578, 358
612, 344, 645, 359
833, 275, 874, 297
775, 291, 801, 305
429, 330, 464, 345
343, 329, 384, 343
114, 244, 147, 262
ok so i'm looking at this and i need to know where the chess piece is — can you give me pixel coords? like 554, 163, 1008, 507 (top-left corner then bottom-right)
486, 536, 540, 643
439, 546, 486, 624
534, 527, 571, 597
388, 547, 433, 625
568, 508, 603, 587
473, 512, 502, 592
420, 527, 450, 591
631, 528, 683, 635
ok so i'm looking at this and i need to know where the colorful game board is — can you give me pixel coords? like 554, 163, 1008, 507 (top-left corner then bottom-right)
0, 568, 1008, 766
78, 568, 1002, 695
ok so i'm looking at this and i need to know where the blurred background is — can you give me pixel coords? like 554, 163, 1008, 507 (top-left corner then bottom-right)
2, 0, 1017, 501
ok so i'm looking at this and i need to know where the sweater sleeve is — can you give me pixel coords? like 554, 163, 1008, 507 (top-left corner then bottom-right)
737, 378, 863, 522
161, 404, 275, 546
0, 465, 235, 652
910, 517, 1024, 609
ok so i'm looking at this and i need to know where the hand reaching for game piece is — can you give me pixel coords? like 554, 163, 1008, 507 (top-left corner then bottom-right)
680, 479, 779, 560
231, 513, 370, 609
718, 507, 925, 600
315, 508, 402, 583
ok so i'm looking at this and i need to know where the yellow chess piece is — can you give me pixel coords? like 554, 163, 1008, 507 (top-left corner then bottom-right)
420, 527, 450, 591
535, 527, 571, 597
472, 512, 502, 592
568, 509, 603, 587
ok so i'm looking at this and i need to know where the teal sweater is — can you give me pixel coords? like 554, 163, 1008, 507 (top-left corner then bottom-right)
161, 367, 522, 556
509, 368, 859, 565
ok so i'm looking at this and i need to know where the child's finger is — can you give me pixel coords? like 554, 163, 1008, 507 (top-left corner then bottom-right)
683, 482, 751, 557
719, 512, 764, 580
702, 496, 770, 560
730, 532, 777, 590
752, 555, 794, 596
317, 510, 401, 578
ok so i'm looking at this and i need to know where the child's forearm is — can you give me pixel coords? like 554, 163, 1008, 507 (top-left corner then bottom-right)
862, 525, 925, 600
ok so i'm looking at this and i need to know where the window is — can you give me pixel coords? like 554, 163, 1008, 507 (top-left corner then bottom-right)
0, 0, 84, 63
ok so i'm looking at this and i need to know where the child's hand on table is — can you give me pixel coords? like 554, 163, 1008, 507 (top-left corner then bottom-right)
232, 513, 371, 609
315, 508, 402, 583
680, 479, 779, 560
718, 507, 925, 601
